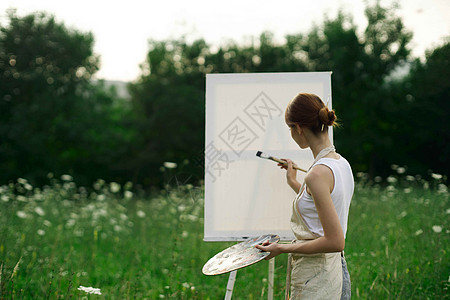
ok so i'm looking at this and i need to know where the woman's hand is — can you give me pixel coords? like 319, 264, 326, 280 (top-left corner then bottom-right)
278, 159, 301, 193
255, 240, 283, 260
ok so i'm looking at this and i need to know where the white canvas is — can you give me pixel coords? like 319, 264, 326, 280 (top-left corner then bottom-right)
204, 72, 332, 241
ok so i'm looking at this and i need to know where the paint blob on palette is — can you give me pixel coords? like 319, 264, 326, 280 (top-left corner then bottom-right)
202, 234, 280, 275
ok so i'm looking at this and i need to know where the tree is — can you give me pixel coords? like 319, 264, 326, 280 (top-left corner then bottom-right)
129, 1, 419, 185
286, 2, 413, 176
396, 41, 450, 176
128, 39, 207, 186
0, 10, 134, 186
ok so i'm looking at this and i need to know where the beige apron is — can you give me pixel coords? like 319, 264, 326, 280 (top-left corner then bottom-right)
286, 145, 342, 300
287, 194, 343, 299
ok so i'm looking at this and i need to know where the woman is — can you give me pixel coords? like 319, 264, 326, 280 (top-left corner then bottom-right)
256, 93, 353, 299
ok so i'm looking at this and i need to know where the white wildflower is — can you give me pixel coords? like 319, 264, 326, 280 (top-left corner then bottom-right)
78, 285, 102, 295
37, 229, 45, 236
163, 162, 177, 169
432, 225, 442, 233
43, 220, 52, 227
406, 175, 415, 182
124, 191, 133, 199
397, 211, 407, 219
182, 282, 190, 289
66, 219, 76, 227
114, 225, 122, 232
403, 188, 411, 194
415, 229, 423, 236
93, 179, 105, 191
34, 206, 45, 216
391, 164, 399, 171
374, 176, 382, 183
187, 214, 198, 222
446, 208, 450, 215
97, 194, 106, 201
16, 211, 27, 219
396, 167, 406, 174
1, 195, 9, 202
17, 178, 28, 184
136, 210, 146, 218
110, 182, 121, 193
24, 183, 33, 191
159, 295, 165, 298
387, 176, 397, 183
17, 195, 27, 202
61, 174, 73, 181
438, 184, 448, 194
431, 173, 442, 180
356, 172, 366, 178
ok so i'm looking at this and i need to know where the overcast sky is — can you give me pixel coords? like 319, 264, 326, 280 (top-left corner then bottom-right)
1, 0, 449, 82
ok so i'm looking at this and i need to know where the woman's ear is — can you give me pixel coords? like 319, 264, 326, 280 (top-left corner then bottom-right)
294, 123, 303, 135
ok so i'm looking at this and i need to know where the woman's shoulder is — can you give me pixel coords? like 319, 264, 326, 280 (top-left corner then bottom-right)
306, 164, 334, 187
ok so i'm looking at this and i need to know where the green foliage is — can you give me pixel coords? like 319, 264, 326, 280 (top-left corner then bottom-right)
0, 178, 448, 298
0, 10, 135, 186
128, 39, 208, 186
290, 2, 413, 176
395, 41, 450, 176
128, 1, 430, 185
1, 1, 448, 188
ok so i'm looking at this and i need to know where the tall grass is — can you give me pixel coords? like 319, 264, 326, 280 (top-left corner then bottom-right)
0, 172, 448, 299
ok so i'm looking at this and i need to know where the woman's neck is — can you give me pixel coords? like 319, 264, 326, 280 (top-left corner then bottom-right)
306, 131, 333, 159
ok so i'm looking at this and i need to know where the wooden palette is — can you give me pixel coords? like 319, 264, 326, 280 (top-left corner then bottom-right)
202, 234, 280, 275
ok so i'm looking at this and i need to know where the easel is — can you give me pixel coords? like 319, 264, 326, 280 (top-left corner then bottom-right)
224, 258, 276, 300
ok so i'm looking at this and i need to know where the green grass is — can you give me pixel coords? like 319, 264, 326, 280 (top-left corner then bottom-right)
0, 174, 448, 299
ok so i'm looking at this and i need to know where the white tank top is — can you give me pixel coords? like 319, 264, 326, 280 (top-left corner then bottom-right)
296, 156, 354, 237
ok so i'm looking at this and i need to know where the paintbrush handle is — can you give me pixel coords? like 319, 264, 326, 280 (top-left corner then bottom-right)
270, 157, 307, 173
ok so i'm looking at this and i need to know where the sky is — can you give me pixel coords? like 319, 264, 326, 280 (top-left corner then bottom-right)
1, 0, 449, 82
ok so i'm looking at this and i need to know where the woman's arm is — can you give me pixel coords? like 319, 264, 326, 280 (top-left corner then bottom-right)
278, 159, 301, 194
256, 165, 344, 259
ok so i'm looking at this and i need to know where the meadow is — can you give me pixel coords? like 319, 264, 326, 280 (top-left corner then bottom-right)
0, 171, 448, 299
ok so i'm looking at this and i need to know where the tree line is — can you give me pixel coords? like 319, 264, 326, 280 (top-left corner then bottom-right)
0, 3, 448, 189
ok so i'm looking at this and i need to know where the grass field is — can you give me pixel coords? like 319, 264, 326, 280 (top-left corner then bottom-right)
0, 173, 448, 299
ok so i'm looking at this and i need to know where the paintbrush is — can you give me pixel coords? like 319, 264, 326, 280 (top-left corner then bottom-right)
256, 151, 307, 172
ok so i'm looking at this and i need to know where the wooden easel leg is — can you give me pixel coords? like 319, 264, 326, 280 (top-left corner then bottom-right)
268, 258, 275, 300
224, 270, 237, 300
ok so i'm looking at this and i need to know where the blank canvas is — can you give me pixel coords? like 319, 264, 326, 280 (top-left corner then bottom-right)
204, 72, 332, 241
